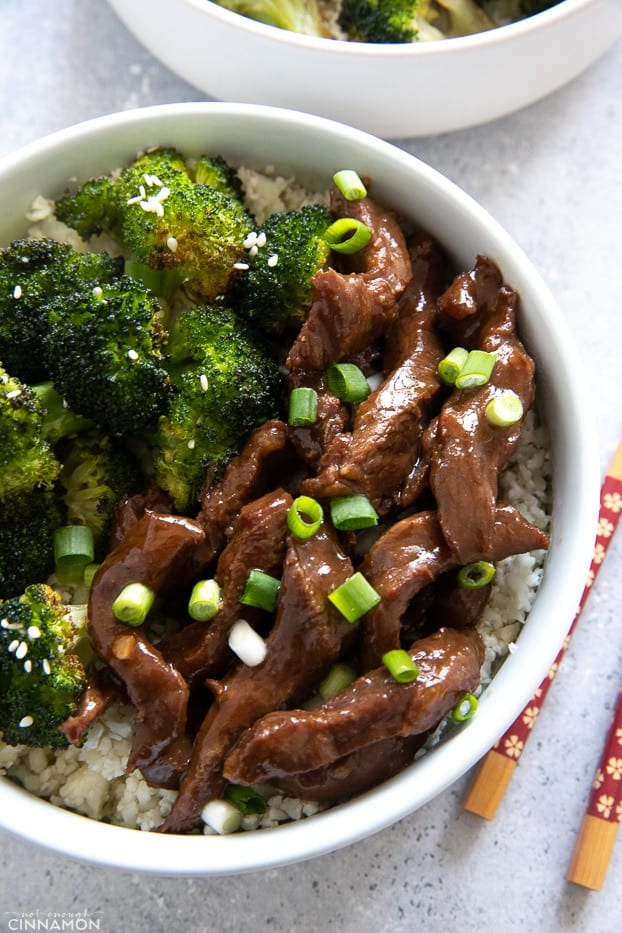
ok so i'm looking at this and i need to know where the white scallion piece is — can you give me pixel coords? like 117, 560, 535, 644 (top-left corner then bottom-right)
228, 619, 267, 667
201, 799, 243, 835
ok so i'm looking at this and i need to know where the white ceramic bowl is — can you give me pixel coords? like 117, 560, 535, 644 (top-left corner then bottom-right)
0, 103, 599, 874
107, 0, 622, 137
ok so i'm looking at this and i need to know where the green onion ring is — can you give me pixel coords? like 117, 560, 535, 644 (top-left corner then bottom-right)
288, 386, 318, 426
324, 218, 372, 255
457, 561, 496, 590
319, 662, 357, 700
455, 350, 497, 389
326, 362, 370, 403
328, 572, 381, 623
111, 582, 156, 627
333, 169, 367, 201
287, 496, 323, 539
188, 579, 222, 621
451, 693, 479, 722
485, 391, 524, 427
330, 494, 379, 531
382, 649, 420, 684
437, 347, 469, 386
240, 569, 281, 613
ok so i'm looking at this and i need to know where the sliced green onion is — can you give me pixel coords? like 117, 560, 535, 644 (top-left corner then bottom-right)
318, 662, 357, 700
454, 350, 497, 389
83, 562, 101, 588
287, 495, 323, 539
382, 649, 420, 684
326, 363, 370, 403
451, 693, 479, 722
324, 218, 372, 255
333, 169, 367, 201
328, 572, 381, 623
457, 560, 496, 590
485, 390, 524, 427
188, 579, 222, 621
225, 783, 268, 816
288, 386, 318, 426
329, 495, 379, 531
112, 582, 155, 627
200, 799, 242, 834
53, 525, 95, 584
437, 347, 469, 386
240, 569, 281, 613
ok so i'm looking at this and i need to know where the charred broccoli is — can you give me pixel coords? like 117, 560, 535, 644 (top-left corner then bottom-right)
0, 584, 89, 747
41, 276, 171, 438
58, 431, 144, 559
152, 304, 282, 512
232, 204, 333, 334
0, 365, 61, 501
214, 1, 331, 36
55, 147, 254, 301
0, 490, 66, 600
0, 238, 123, 384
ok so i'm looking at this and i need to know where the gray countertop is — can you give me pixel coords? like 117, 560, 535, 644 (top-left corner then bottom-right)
1, 3, 621, 931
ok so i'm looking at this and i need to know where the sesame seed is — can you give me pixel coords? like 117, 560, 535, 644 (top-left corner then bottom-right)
8, 639, 19, 653
233, 262, 250, 271
187, 439, 196, 450
15, 641, 29, 659
13, 284, 22, 299
249, 245, 259, 257
144, 172, 154, 187
27, 626, 41, 640
150, 174, 163, 187
243, 232, 258, 249
24, 660, 32, 673
156, 186, 170, 202
267, 254, 279, 268
166, 236, 178, 253
42, 659, 51, 675
5, 388, 22, 399
139, 184, 146, 199
200, 373, 209, 392
140, 197, 165, 217
256, 232, 267, 248
127, 349, 139, 361
92, 285, 104, 300
126, 194, 144, 205
19, 716, 34, 728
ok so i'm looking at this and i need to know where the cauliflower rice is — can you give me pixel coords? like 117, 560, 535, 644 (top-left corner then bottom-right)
0, 163, 552, 833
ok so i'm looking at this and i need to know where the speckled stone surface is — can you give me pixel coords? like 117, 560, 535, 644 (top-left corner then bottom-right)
0, 3, 621, 931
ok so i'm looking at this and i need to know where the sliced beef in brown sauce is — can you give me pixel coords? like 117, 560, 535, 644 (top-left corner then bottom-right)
360, 505, 549, 671
87, 511, 205, 771
424, 256, 536, 564
159, 521, 356, 833
302, 233, 447, 513
160, 489, 292, 689
286, 186, 412, 371
223, 627, 483, 786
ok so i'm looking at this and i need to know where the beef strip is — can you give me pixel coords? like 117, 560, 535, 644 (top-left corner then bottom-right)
108, 481, 174, 551
425, 255, 536, 563
287, 370, 349, 471
59, 670, 122, 746
159, 489, 292, 689
286, 186, 412, 371
302, 232, 447, 513
87, 510, 205, 771
159, 521, 356, 833
360, 505, 549, 670
272, 734, 425, 803
223, 627, 483, 785
191, 419, 296, 572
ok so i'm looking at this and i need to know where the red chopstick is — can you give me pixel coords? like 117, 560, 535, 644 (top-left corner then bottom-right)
566, 685, 622, 890
463, 440, 622, 821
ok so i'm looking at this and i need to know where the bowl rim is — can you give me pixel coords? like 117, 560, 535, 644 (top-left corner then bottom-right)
0, 102, 601, 875
175, 0, 601, 54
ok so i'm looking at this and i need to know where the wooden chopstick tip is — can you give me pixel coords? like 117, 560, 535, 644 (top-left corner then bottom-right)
566, 814, 620, 891
463, 750, 517, 820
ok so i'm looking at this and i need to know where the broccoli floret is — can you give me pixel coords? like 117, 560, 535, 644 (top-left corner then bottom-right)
339, 0, 496, 40
31, 382, 93, 444
0, 238, 123, 383
194, 154, 244, 199
0, 584, 88, 747
0, 365, 61, 502
0, 490, 66, 600
41, 276, 171, 438
58, 431, 144, 559
56, 147, 254, 301
215, 0, 331, 36
153, 304, 282, 512
232, 205, 333, 334
339, 0, 419, 41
